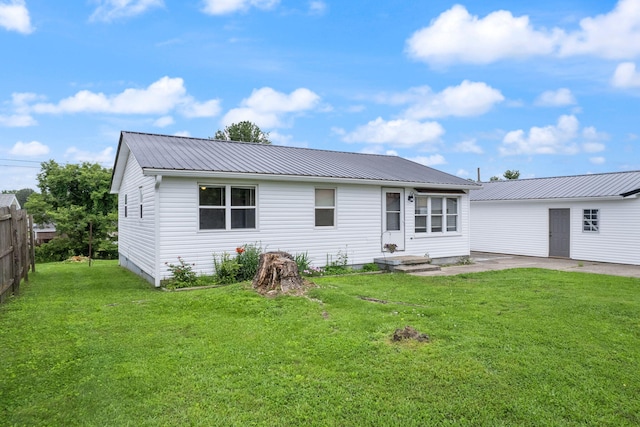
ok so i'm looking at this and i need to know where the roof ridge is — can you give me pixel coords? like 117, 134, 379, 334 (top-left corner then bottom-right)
482, 169, 640, 183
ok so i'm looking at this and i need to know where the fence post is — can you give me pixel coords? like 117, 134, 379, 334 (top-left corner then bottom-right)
29, 215, 36, 273
10, 206, 20, 296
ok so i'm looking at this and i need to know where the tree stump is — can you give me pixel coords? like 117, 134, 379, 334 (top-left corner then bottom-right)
252, 251, 305, 296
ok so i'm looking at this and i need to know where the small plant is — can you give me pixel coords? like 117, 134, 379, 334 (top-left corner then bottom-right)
324, 249, 351, 275
361, 263, 380, 272
235, 243, 263, 281
165, 257, 198, 288
213, 252, 241, 284
384, 243, 398, 253
295, 252, 311, 274
302, 266, 325, 277
458, 256, 473, 265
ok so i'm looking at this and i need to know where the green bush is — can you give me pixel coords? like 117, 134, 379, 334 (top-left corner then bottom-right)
235, 243, 262, 281
213, 252, 241, 284
34, 237, 74, 263
295, 251, 311, 274
361, 263, 380, 272
164, 257, 198, 289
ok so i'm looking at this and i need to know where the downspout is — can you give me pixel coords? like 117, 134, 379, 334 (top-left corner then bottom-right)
154, 175, 162, 287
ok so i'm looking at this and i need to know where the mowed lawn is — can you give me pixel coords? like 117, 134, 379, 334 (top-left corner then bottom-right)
1, 261, 639, 426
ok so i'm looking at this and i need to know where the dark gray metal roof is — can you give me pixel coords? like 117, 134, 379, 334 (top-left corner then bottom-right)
116, 131, 479, 187
470, 171, 640, 201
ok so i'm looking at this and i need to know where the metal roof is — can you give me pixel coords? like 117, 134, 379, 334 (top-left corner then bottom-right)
114, 131, 479, 188
470, 171, 640, 201
0, 194, 20, 208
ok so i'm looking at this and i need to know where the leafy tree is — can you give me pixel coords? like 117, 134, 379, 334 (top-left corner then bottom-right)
503, 169, 520, 180
1, 188, 35, 207
489, 176, 500, 181
214, 121, 271, 144
25, 160, 117, 260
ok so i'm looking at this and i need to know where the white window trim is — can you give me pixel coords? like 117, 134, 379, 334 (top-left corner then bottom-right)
414, 194, 461, 237
198, 184, 258, 231
315, 187, 336, 228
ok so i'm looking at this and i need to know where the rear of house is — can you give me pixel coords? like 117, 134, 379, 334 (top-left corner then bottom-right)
111, 131, 480, 286
470, 171, 640, 265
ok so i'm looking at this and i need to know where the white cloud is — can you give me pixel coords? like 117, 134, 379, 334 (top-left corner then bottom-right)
201, 0, 279, 15
24, 76, 220, 119
0, 114, 36, 127
500, 115, 606, 156
222, 87, 320, 128
611, 62, 640, 88
590, 156, 606, 164
309, 1, 326, 15
406, 4, 559, 65
376, 81, 503, 119
9, 140, 49, 156
341, 117, 444, 147
174, 130, 191, 137
153, 115, 174, 127
407, 154, 447, 167
65, 146, 114, 164
456, 169, 470, 177
406, 0, 640, 65
454, 138, 484, 154
559, 0, 640, 59
535, 88, 576, 107
90, 0, 164, 22
0, 0, 34, 34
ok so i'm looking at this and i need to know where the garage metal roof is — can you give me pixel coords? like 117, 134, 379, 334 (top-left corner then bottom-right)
114, 131, 479, 188
470, 171, 640, 201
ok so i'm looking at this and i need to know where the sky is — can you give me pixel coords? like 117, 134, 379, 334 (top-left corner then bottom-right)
1, 0, 640, 192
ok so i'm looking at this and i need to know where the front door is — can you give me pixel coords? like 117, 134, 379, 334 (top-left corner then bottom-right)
549, 208, 570, 258
382, 188, 405, 252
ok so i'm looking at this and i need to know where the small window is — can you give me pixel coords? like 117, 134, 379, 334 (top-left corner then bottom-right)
199, 185, 257, 230
231, 187, 256, 229
415, 195, 459, 234
315, 188, 335, 227
139, 187, 143, 219
124, 194, 128, 218
583, 209, 599, 232
431, 197, 443, 232
200, 186, 226, 230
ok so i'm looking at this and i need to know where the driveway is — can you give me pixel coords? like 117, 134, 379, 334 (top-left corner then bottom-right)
411, 252, 640, 279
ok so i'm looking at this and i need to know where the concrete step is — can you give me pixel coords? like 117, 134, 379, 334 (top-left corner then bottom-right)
393, 264, 441, 273
373, 255, 433, 267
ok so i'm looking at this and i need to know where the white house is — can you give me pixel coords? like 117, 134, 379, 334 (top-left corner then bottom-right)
470, 171, 640, 265
110, 131, 480, 286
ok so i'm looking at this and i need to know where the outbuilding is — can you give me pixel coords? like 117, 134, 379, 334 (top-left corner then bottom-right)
470, 171, 640, 265
110, 131, 480, 286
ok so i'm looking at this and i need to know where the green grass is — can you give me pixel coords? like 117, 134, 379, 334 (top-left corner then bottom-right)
1, 262, 639, 426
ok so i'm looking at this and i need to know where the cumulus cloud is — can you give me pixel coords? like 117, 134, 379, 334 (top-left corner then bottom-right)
454, 138, 484, 154
500, 115, 606, 156
407, 154, 447, 167
24, 76, 220, 119
406, 4, 560, 65
309, 0, 326, 15
65, 146, 114, 164
341, 117, 444, 147
10, 140, 49, 156
590, 156, 606, 164
222, 87, 320, 128
153, 116, 174, 127
0, 114, 36, 127
535, 88, 576, 107
201, 0, 278, 15
90, 0, 164, 22
406, 0, 640, 65
611, 62, 640, 87
0, 0, 33, 34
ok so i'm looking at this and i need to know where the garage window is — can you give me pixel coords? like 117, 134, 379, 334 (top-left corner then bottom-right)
583, 209, 599, 232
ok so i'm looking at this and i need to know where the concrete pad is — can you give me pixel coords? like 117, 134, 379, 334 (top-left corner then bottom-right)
410, 252, 640, 279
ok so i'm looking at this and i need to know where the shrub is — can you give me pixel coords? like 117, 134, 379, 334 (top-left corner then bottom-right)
213, 252, 240, 284
295, 252, 311, 274
165, 257, 198, 288
235, 243, 262, 282
361, 263, 380, 272
324, 249, 351, 275
34, 237, 74, 263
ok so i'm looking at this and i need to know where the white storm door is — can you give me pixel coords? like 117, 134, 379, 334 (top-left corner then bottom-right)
382, 188, 405, 252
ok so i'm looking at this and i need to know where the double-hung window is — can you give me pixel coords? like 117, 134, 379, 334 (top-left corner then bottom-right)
315, 188, 335, 227
583, 209, 599, 232
199, 185, 256, 230
414, 195, 459, 234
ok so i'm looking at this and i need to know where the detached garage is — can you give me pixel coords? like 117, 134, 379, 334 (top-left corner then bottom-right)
470, 171, 640, 266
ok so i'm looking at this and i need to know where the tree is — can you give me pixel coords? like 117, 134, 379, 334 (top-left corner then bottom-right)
1, 188, 35, 207
503, 169, 520, 180
489, 176, 500, 181
214, 121, 271, 144
25, 160, 117, 260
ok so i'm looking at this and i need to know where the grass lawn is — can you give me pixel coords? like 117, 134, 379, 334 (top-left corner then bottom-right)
1, 261, 639, 426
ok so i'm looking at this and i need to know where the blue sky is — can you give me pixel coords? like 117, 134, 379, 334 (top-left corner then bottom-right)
1, 0, 640, 191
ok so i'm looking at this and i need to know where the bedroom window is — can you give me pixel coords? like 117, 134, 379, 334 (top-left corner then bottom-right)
315, 188, 335, 227
415, 196, 459, 234
124, 194, 128, 218
139, 187, 143, 219
583, 209, 599, 232
199, 185, 256, 230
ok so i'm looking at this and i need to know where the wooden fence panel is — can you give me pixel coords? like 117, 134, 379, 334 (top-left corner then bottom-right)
0, 206, 31, 303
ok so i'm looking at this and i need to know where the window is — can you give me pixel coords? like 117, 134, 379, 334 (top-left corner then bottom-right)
124, 194, 128, 218
139, 187, 143, 219
583, 209, 599, 232
199, 185, 256, 230
414, 195, 459, 234
315, 188, 335, 227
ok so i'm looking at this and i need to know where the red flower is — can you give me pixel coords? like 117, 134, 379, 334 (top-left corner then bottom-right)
236, 247, 245, 254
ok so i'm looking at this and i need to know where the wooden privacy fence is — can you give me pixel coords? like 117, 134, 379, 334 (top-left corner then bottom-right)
0, 206, 33, 303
